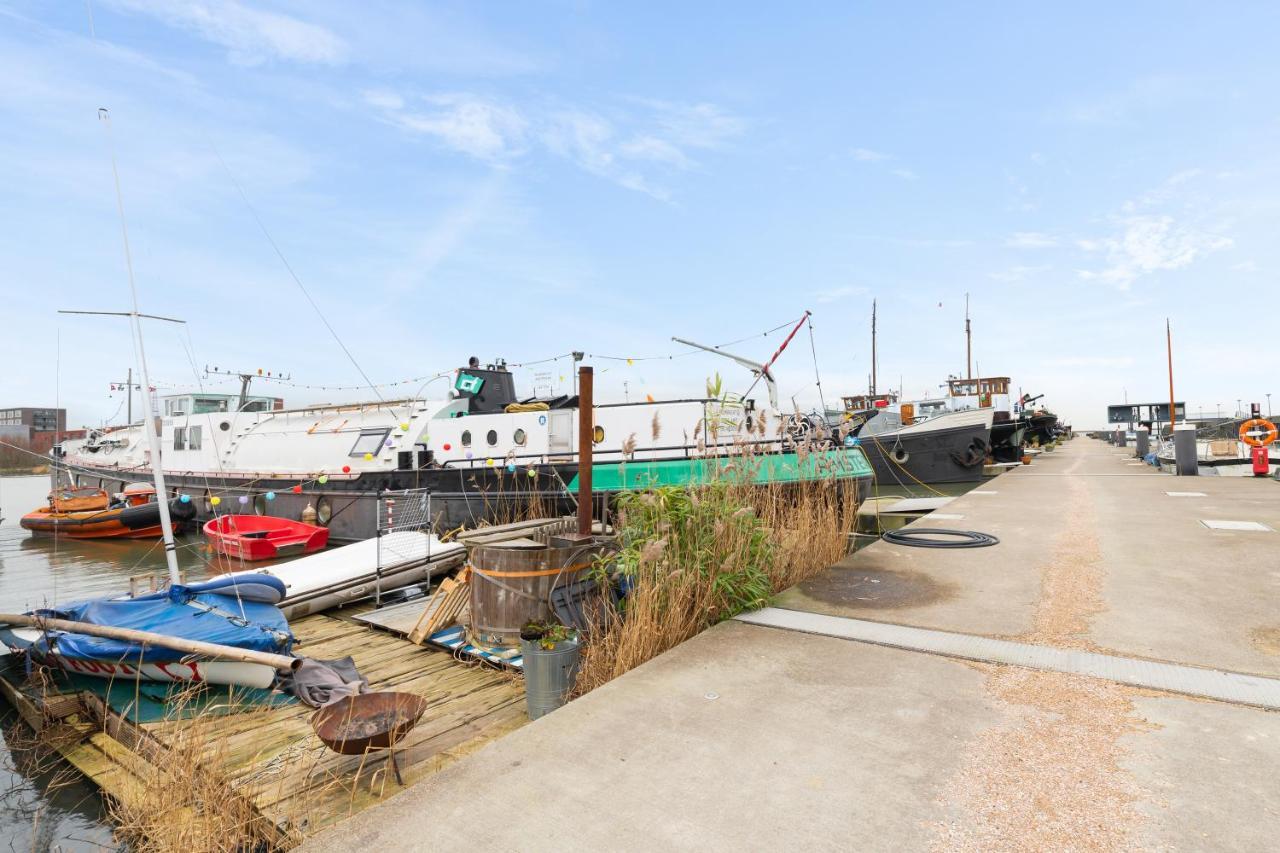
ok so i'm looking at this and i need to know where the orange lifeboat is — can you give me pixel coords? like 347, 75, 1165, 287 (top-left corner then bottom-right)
20, 484, 196, 539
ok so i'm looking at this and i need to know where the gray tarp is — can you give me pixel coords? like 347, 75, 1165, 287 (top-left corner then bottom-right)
279, 656, 369, 708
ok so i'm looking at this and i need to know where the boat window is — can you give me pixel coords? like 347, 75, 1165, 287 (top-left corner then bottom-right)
486, 429, 498, 446
348, 428, 390, 457
188, 425, 202, 451
173, 427, 186, 451
461, 430, 472, 447
253, 494, 267, 516
316, 497, 332, 527
513, 428, 527, 446
593, 425, 605, 444
203, 490, 213, 513
219, 421, 231, 432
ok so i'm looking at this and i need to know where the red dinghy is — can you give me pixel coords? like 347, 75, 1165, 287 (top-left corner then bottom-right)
203, 515, 329, 561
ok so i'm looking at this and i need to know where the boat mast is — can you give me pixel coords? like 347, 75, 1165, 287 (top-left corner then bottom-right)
100, 108, 181, 586
870, 299, 877, 396
672, 336, 782, 410
1166, 318, 1176, 430
965, 292, 972, 380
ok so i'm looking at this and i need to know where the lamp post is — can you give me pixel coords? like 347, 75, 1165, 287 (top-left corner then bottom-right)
1268, 393, 1273, 418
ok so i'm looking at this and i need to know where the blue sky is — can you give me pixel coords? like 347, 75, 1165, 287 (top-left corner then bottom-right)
2, 2, 1279, 428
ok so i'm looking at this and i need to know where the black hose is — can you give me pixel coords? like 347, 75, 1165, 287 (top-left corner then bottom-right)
881, 528, 999, 548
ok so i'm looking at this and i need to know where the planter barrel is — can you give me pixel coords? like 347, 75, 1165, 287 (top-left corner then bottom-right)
520, 637, 581, 721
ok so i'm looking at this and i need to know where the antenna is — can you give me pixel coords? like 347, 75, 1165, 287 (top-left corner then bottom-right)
109, 367, 141, 424
204, 365, 291, 411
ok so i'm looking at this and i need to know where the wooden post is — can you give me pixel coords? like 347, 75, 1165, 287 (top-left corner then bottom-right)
577, 365, 593, 537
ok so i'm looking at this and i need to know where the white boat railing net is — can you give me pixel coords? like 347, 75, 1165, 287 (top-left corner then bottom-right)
375, 488, 434, 606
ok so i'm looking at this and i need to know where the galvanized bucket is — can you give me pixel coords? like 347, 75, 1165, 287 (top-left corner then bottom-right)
467, 534, 612, 651
520, 637, 581, 721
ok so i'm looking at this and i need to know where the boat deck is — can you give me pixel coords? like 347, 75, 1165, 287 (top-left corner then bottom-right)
0, 608, 527, 845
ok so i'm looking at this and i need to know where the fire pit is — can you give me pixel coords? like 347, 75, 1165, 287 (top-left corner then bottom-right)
311, 691, 429, 784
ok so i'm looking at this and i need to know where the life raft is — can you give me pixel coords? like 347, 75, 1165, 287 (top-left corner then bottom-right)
21, 486, 196, 539
1238, 418, 1278, 447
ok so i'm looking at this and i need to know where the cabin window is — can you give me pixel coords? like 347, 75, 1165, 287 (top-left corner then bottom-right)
513, 428, 527, 446
348, 428, 390, 457
593, 425, 605, 444
486, 429, 498, 447
316, 497, 332, 527
254, 494, 267, 516
173, 427, 186, 450
219, 420, 231, 432
188, 426, 202, 451
461, 430, 472, 447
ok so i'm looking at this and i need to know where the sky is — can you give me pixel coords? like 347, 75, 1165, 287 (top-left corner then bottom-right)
2, 1, 1279, 430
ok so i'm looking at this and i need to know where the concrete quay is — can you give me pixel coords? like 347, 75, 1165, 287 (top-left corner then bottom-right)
304, 438, 1280, 851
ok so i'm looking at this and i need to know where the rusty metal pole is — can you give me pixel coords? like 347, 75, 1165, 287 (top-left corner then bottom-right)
577, 365, 593, 537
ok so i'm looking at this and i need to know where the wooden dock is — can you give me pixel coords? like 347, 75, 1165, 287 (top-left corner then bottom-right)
0, 609, 527, 846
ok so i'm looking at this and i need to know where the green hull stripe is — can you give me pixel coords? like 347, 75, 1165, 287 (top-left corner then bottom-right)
566, 448, 872, 492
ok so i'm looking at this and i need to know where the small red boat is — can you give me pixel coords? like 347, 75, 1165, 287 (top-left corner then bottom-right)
203, 515, 329, 561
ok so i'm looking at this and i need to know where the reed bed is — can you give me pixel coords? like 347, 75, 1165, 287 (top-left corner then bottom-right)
574, 440, 857, 695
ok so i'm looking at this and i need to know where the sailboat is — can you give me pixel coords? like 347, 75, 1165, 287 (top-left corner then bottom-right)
0, 109, 294, 688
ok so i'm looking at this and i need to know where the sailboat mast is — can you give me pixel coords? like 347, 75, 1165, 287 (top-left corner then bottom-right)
870, 299, 877, 395
1166, 318, 1177, 429
965, 292, 972, 380
101, 109, 181, 585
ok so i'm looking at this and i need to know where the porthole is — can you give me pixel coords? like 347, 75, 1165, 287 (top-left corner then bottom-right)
316, 496, 332, 527
219, 421, 231, 432
203, 490, 213, 513
254, 494, 267, 516
461, 430, 472, 447
513, 428, 527, 446
486, 429, 498, 446
593, 425, 605, 444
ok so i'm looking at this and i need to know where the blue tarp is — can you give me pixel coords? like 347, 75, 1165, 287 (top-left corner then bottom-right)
31, 578, 293, 664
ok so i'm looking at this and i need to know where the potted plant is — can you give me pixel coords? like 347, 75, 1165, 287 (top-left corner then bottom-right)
519, 620, 581, 720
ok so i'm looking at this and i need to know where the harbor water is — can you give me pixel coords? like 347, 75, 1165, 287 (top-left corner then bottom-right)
0, 474, 212, 851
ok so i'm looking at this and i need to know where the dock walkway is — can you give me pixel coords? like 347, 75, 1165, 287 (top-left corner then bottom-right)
304, 438, 1280, 851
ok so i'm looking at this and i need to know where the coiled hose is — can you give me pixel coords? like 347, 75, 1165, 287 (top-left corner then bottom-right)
881, 528, 999, 548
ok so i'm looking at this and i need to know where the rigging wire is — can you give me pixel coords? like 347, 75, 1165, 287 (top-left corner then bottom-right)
806, 314, 828, 416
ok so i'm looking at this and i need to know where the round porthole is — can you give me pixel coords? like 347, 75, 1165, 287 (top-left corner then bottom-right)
253, 494, 267, 516
219, 421, 231, 432
486, 429, 498, 446
513, 428, 527, 446
202, 490, 213, 513
461, 430, 472, 447
316, 496, 332, 526
593, 425, 605, 444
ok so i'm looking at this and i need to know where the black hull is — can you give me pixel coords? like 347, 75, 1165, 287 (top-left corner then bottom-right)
857, 421, 991, 486
60, 460, 872, 544
990, 421, 1027, 463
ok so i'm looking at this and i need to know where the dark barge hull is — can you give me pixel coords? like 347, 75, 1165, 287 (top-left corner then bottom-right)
990, 420, 1028, 464
855, 420, 992, 487
59, 459, 872, 544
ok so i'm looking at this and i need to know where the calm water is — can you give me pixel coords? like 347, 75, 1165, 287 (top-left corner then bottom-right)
0, 475, 220, 852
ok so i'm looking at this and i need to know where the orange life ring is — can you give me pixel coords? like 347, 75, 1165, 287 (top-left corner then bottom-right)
1239, 418, 1278, 447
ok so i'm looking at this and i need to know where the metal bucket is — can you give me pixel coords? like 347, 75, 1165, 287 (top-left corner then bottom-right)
467, 533, 613, 651
520, 637, 581, 721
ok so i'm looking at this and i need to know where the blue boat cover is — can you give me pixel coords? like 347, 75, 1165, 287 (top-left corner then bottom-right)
31, 579, 294, 664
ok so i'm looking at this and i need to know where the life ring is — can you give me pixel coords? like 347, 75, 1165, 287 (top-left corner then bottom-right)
1239, 418, 1278, 447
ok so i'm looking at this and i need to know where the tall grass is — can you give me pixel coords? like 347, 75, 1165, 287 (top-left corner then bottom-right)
574, 459, 857, 695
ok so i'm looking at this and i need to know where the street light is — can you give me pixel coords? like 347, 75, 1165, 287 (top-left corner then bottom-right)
1268, 393, 1273, 418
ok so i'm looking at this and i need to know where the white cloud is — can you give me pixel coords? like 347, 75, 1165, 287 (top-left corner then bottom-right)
1076, 215, 1232, 289
368, 91, 742, 199
851, 147, 888, 161
891, 168, 919, 181
105, 0, 347, 65
390, 94, 528, 161
362, 90, 404, 111
1005, 231, 1059, 249
1231, 260, 1258, 273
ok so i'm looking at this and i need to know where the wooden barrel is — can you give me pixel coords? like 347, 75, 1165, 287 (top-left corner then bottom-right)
466, 536, 612, 651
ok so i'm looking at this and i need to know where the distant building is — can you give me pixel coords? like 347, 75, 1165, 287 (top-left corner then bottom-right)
0, 407, 66, 433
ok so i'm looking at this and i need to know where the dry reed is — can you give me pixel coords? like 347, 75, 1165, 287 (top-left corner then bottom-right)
574, 440, 857, 695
